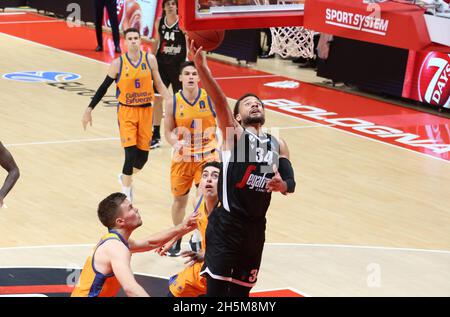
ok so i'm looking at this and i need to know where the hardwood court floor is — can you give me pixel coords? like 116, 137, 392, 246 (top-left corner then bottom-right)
0, 12, 449, 296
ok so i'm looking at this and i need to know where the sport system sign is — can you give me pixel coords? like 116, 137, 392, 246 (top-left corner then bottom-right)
325, 8, 389, 36
304, 0, 431, 50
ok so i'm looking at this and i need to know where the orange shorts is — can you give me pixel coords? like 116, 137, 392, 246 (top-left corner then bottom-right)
170, 151, 219, 197
117, 105, 153, 151
169, 261, 206, 297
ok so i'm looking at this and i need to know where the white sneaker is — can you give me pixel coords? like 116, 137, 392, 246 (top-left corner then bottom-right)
118, 174, 133, 202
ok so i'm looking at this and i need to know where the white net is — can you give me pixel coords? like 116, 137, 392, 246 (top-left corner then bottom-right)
269, 26, 315, 58
254, 0, 315, 59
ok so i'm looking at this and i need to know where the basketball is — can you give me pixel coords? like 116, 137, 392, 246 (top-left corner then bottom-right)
186, 30, 225, 51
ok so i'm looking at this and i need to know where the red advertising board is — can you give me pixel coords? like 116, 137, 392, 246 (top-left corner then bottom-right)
403, 51, 450, 108
304, 0, 431, 51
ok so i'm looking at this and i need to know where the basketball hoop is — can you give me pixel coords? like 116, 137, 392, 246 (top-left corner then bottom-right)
254, 0, 315, 59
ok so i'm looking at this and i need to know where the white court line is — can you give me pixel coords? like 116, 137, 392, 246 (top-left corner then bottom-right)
0, 31, 280, 82
3, 125, 330, 148
1, 24, 449, 163
0, 20, 64, 25
0, 12, 26, 16
215, 75, 279, 80
0, 32, 110, 66
4, 137, 119, 147
271, 124, 336, 130
1, 242, 449, 255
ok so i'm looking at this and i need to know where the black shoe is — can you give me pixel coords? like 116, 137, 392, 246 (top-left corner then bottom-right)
189, 236, 202, 252
298, 59, 316, 69
95, 46, 103, 52
115, 47, 122, 54
150, 138, 161, 149
168, 239, 182, 257
259, 54, 275, 59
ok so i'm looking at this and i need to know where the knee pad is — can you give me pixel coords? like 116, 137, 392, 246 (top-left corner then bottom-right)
123, 146, 138, 175
134, 149, 149, 170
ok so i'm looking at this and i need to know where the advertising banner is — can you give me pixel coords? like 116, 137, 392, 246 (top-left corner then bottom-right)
304, 0, 431, 51
103, 0, 160, 38
403, 51, 450, 108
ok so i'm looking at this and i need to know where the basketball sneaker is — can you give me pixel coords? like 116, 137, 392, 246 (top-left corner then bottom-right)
168, 238, 182, 257
150, 138, 161, 149
189, 235, 202, 253
118, 174, 133, 202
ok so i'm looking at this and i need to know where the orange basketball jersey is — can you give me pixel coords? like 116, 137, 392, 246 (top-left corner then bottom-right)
116, 51, 155, 106
173, 88, 218, 155
193, 194, 208, 252
168, 195, 209, 297
71, 230, 129, 297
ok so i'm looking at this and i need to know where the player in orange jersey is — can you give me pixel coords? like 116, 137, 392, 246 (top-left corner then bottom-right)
81, 28, 170, 202
71, 192, 197, 297
163, 61, 219, 256
158, 161, 220, 297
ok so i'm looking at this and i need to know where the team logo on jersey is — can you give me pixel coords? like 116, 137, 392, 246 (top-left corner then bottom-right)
2, 71, 81, 83
235, 165, 271, 192
199, 100, 206, 109
142, 63, 147, 70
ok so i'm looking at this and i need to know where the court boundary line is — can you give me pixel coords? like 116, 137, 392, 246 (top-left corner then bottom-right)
1, 242, 449, 254
0, 31, 284, 82
0, 20, 64, 25
0, 12, 27, 16
3, 125, 333, 148
4, 137, 119, 147
1, 15, 449, 163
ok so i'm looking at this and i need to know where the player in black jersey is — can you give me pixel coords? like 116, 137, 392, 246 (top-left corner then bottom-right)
151, 0, 187, 150
189, 41, 296, 297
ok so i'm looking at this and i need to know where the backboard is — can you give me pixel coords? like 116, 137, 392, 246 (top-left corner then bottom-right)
178, 0, 305, 31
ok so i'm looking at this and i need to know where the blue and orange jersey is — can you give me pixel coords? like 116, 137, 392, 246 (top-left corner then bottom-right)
173, 88, 218, 155
71, 230, 129, 297
116, 51, 155, 106
193, 195, 208, 252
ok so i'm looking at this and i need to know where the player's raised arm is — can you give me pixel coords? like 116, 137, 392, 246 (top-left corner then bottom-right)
81, 59, 120, 130
188, 40, 240, 149
128, 213, 198, 253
